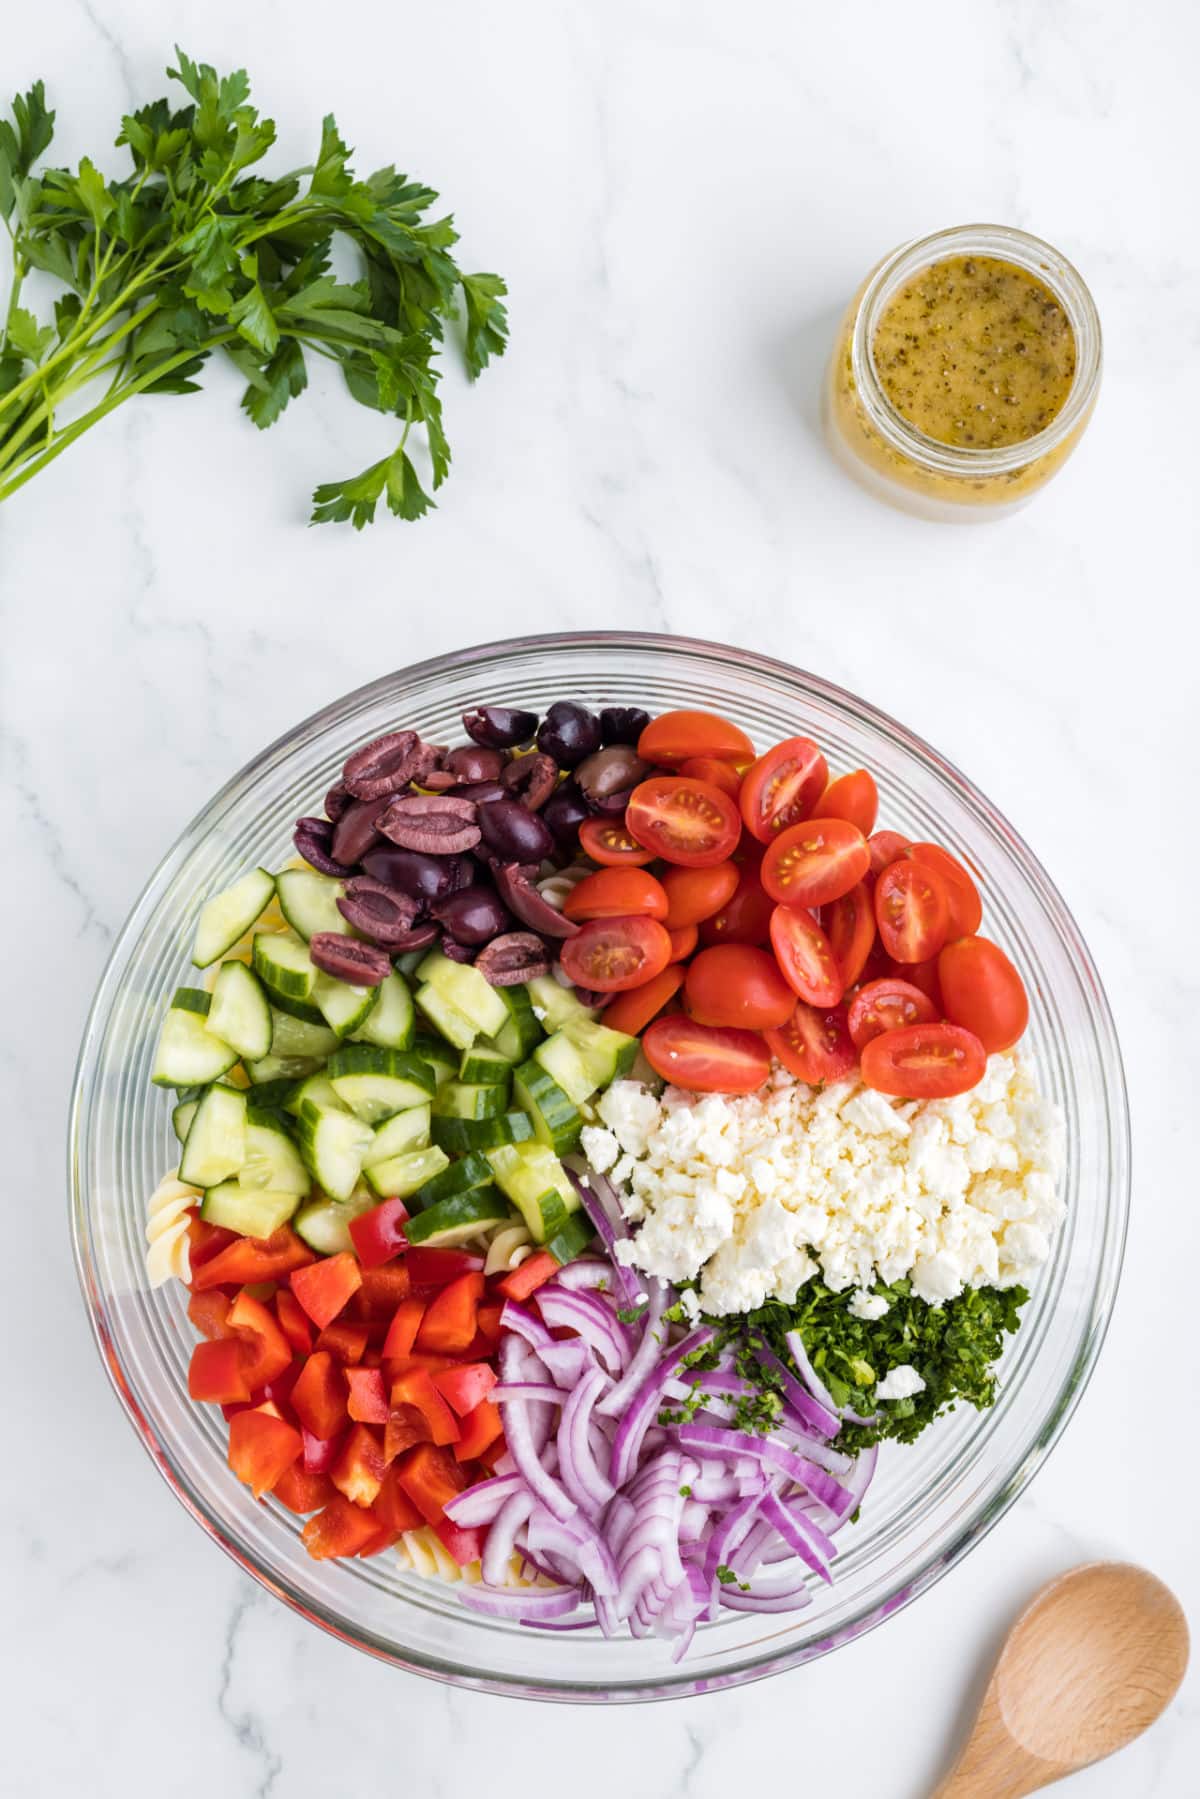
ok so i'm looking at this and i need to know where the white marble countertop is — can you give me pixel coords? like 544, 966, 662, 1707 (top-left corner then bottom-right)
5, 0, 1197, 1792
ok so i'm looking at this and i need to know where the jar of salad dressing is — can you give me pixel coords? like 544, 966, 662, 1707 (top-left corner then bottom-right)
825, 224, 1102, 520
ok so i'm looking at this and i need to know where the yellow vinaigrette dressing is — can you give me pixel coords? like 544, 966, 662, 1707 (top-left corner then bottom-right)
826, 226, 1101, 519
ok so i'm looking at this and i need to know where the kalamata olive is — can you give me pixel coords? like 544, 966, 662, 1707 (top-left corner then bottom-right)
309, 933, 392, 986
600, 706, 651, 746
337, 877, 422, 946
294, 817, 355, 878
324, 781, 353, 823
493, 864, 579, 939
343, 730, 431, 800
475, 932, 552, 986
452, 780, 508, 805
446, 745, 506, 784
360, 845, 473, 903
501, 752, 558, 810
575, 744, 650, 803
381, 920, 440, 952
379, 794, 480, 854
542, 781, 591, 848
433, 884, 513, 945
330, 794, 392, 866
476, 798, 555, 863
536, 701, 602, 769
462, 705, 539, 750
419, 769, 458, 791
570, 985, 612, 1010
590, 786, 639, 815
440, 937, 476, 963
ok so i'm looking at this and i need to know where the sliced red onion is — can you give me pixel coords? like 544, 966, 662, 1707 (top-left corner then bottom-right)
751, 1338, 841, 1439
538, 1339, 593, 1386
700, 1487, 766, 1619
537, 1286, 632, 1376
481, 1487, 536, 1586
498, 1299, 556, 1354
443, 1471, 525, 1528
566, 1169, 643, 1311
497, 1336, 578, 1522
595, 1277, 672, 1419
552, 1257, 619, 1292
719, 1569, 815, 1613
609, 1326, 715, 1486
674, 1422, 856, 1520
784, 1327, 878, 1426
527, 1505, 618, 1599
459, 1583, 579, 1621
490, 1382, 569, 1406
761, 1491, 835, 1584
557, 1364, 616, 1518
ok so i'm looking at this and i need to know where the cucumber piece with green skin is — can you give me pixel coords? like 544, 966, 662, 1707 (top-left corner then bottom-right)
416, 950, 509, 1037
364, 1105, 432, 1167
415, 983, 478, 1051
533, 1031, 596, 1106
292, 1188, 375, 1255
275, 868, 349, 942
297, 1100, 375, 1202
327, 1046, 437, 1125
484, 989, 544, 1065
245, 1052, 323, 1084
192, 868, 276, 969
547, 1211, 598, 1265
459, 1046, 513, 1085
152, 998, 239, 1089
179, 1084, 247, 1187
350, 970, 414, 1050
201, 1182, 298, 1237
412, 1033, 456, 1086
404, 1187, 509, 1248
561, 1016, 638, 1088
512, 1060, 582, 1155
244, 1076, 299, 1111
270, 1008, 339, 1061
207, 961, 273, 1062
413, 1151, 494, 1210
265, 989, 328, 1026
172, 1098, 201, 1143
394, 949, 427, 980
242, 1108, 310, 1196
253, 932, 319, 1003
313, 972, 379, 1039
485, 1141, 580, 1242
431, 1110, 534, 1154
172, 987, 215, 1015
365, 1145, 451, 1199
284, 1073, 347, 1118
524, 975, 595, 1030
432, 1079, 509, 1122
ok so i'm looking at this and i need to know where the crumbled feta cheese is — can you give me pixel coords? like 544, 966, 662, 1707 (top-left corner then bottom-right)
848, 1289, 890, 1321
580, 1126, 619, 1174
875, 1364, 926, 1401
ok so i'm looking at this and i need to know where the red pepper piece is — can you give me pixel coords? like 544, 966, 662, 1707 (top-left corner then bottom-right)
357, 1525, 402, 1558
474, 1300, 504, 1347
290, 1350, 349, 1441
394, 1441, 468, 1526
316, 1319, 370, 1364
453, 1397, 503, 1464
405, 1246, 484, 1288
381, 1296, 426, 1360
416, 1272, 485, 1356
390, 1369, 461, 1447
348, 1199, 411, 1270
290, 1252, 363, 1330
330, 1423, 388, 1506
185, 1215, 237, 1275
494, 1251, 558, 1303
301, 1426, 343, 1475
434, 1518, 486, 1568
275, 1288, 314, 1355
345, 1366, 389, 1425
227, 1407, 303, 1500
226, 1289, 293, 1390
355, 1261, 412, 1315
432, 1362, 497, 1418
383, 1403, 430, 1465
301, 1496, 382, 1561
187, 1289, 234, 1341
372, 1465, 424, 1534
272, 1463, 336, 1514
190, 1226, 315, 1293
188, 1337, 251, 1404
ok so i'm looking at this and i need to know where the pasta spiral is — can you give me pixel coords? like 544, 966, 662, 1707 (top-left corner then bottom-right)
145, 1169, 201, 1287
483, 1219, 536, 1275
395, 1529, 537, 1588
536, 860, 593, 912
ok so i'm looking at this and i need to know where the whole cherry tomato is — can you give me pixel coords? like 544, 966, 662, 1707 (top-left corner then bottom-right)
739, 737, 829, 843
601, 965, 685, 1035
684, 945, 797, 1030
667, 923, 699, 961
679, 756, 743, 798
625, 776, 741, 867
761, 817, 870, 908
860, 1022, 986, 1099
698, 867, 774, 946
937, 935, 1029, 1052
559, 916, 672, 992
562, 867, 669, 922
814, 769, 878, 837
637, 710, 755, 767
660, 860, 740, 928
868, 830, 912, 878
641, 1015, 770, 1094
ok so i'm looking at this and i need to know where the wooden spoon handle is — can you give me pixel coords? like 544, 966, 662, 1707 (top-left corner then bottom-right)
929, 1690, 1062, 1797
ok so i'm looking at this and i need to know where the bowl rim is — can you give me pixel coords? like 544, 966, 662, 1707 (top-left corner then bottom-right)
69, 629, 1130, 1701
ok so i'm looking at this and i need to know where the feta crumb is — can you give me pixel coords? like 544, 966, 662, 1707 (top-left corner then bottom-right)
580, 1126, 619, 1174
848, 1289, 890, 1321
875, 1363, 926, 1401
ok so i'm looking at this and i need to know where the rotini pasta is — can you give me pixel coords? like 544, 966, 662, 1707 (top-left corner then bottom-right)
145, 1169, 201, 1287
536, 860, 593, 912
483, 1219, 536, 1275
395, 1529, 536, 1589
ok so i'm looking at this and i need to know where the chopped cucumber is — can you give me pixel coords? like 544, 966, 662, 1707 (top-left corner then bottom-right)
512, 1060, 582, 1155
270, 1008, 339, 1061
293, 1188, 374, 1255
201, 1182, 298, 1237
152, 995, 239, 1088
394, 948, 428, 980
415, 982, 478, 1051
245, 1076, 300, 1111
192, 868, 275, 969
179, 1084, 247, 1188
242, 1108, 310, 1196
327, 1045, 437, 1124
245, 1052, 324, 1084
547, 1211, 598, 1266
364, 1105, 432, 1167
486, 1141, 579, 1242
432, 1079, 509, 1121
265, 989, 328, 1025
404, 1187, 509, 1248
171, 1097, 200, 1143
350, 970, 414, 1050
525, 974, 595, 1030
285, 1072, 347, 1118
414, 1151, 495, 1210
253, 932, 318, 1003
207, 961, 273, 1062
484, 987, 544, 1064
297, 1101, 375, 1202
431, 1110, 535, 1154
417, 950, 508, 1037
459, 1046, 513, 1085
365, 1144, 451, 1199
412, 1033, 457, 1086
534, 1030, 596, 1105
313, 972, 379, 1039
275, 868, 349, 941
561, 1015, 638, 1088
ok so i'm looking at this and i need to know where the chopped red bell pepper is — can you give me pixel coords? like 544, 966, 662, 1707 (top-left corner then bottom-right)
383, 1403, 430, 1464
345, 1366, 389, 1425
301, 1496, 381, 1560
187, 1289, 234, 1341
381, 1296, 426, 1360
301, 1426, 343, 1475
348, 1199, 411, 1270
228, 1407, 302, 1500
290, 1350, 349, 1441
290, 1251, 362, 1330
394, 1441, 468, 1525
434, 1518, 486, 1567
357, 1525, 401, 1558
453, 1396, 503, 1463
190, 1225, 315, 1292
432, 1362, 497, 1418
390, 1369, 461, 1447
330, 1422, 388, 1506
253, 1360, 303, 1417
316, 1319, 370, 1364
188, 1337, 251, 1404
226, 1289, 293, 1389
495, 1250, 559, 1302
384, 1351, 460, 1377
275, 1288, 314, 1355
416, 1272, 485, 1355
405, 1246, 484, 1288
474, 1300, 504, 1346
355, 1262, 413, 1316
372, 1465, 424, 1534
186, 1215, 237, 1273
272, 1463, 336, 1514
476, 1429, 508, 1473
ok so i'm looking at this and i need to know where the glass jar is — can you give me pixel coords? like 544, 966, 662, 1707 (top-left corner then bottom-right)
825, 224, 1102, 521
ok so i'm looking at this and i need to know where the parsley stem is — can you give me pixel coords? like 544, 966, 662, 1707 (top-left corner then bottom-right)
0, 251, 175, 419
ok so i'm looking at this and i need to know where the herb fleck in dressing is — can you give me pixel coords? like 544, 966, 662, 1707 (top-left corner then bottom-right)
871, 255, 1076, 450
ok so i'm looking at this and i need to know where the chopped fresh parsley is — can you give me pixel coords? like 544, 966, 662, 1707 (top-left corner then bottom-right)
715, 1564, 749, 1591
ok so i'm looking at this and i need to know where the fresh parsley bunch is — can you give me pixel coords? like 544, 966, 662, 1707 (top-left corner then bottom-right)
0, 51, 508, 524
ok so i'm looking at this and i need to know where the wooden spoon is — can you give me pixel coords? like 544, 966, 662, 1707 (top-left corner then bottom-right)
932, 1563, 1189, 1796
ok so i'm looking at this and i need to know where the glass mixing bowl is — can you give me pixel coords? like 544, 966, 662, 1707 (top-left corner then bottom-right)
70, 633, 1129, 1701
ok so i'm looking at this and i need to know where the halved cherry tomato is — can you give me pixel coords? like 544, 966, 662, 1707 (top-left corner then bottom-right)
562, 866, 669, 922
875, 860, 951, 962
884, 955, 942, 1011
684, 945, 797, 1030
560, 915, 672, 992
824, 880, 876, 988
641, 1015, 770, 1094
600, 964, 685, 1034
762, 817, 870, 908
660, 860, 740, 928
667, 923, 698, 960
765, 1001, 857, 1084
699, 867, 773, 946
868, 830, 912, 879
637, 709, 755, 766
861, 1022, 987, 1098
937, 936, 1029, 1052
626, 776, 741, 867
847, 977, 937, 1050
908, 843, 983, 937
679, 755, 742, 797
815, 769, 878, 836
577, 817, 655, 866
769, 905, 843, 1008
739, 737, 829, 843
